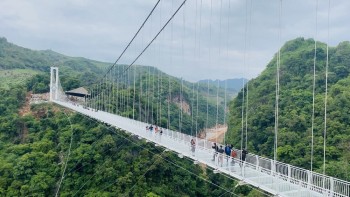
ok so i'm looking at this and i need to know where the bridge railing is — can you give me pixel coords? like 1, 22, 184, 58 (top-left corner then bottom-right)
107, 111, 350, 197
157, 124, 350, 197
57, 98, 350, 197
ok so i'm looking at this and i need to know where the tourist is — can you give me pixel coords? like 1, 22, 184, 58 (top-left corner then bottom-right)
191, 139, 196, 156
218, 145, 224, 167
240, 148, 248, 167
242, 148, 248, 162
231, 149, 237, 165
225, 144, 232, 163
212, 142, 218, 161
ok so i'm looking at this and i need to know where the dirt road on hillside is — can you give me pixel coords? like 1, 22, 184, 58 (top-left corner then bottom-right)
199, 125, 228, 144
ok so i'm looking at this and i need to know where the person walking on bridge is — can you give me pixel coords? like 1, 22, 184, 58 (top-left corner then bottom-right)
231, 148, 237, 166
242, 148, 248, 161
148, 125, 153, 137
190, 139, 196, 156
149, 125, 153, 133
212, 142, 218, 161
225, 144, 232, 164
240, 148, 248, 167
158, 127, 163, 142
218, 145, 224, 167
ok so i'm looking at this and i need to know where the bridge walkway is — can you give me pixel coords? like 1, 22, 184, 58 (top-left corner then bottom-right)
54, 100, 344, 197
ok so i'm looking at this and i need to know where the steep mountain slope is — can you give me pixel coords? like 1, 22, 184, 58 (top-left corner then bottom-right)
0, 37, 262, 196
87, 65, 226, 134
0, 37, 228, 134
226, 37, 350, 181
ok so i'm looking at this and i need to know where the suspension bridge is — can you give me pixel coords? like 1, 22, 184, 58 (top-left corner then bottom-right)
50, 0, 350, 196
50, 66, 349, 197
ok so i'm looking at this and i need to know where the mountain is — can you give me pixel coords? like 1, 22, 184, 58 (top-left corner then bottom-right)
226, 37, 350, 181
0, 37, 229, 134
198, 78, 247, 93
0, 86, 257, 196
198, 78, 247, 101
0, 37, 110, 89
0, 37, 260, 196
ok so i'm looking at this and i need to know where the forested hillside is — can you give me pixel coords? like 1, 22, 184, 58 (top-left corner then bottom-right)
226, 38, 350, 181
0, 37, 108, 89
0, 85, 265, 196
0, 38, 263, 196
90, 65, 227, 135
0, 37, 228, 134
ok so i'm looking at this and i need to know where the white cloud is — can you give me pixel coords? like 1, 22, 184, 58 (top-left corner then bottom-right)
1, 0, 349, 81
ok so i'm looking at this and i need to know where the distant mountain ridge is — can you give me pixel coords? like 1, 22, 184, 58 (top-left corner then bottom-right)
0, 37, 111, 89
0, 36, 229, 133
198, 78, 247, 92
0, 37, 109, 72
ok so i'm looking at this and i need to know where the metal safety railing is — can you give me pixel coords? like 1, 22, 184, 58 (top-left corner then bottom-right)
155, 122, 350, 197
54, 98, 350, 197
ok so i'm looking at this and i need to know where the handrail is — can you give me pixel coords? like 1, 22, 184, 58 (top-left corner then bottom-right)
169, 123, 350, 196
54, 97, 350, 197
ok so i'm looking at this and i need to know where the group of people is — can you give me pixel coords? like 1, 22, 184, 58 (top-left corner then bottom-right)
211, 143, 248, 167
144, 125, 249, 168
146, 125, 163, 135
188, 140, 248, 168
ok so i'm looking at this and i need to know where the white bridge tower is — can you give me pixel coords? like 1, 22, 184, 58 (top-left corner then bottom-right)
50, 67, 59, 101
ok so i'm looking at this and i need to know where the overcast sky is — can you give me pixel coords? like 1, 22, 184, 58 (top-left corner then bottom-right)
1, 0, 350, 82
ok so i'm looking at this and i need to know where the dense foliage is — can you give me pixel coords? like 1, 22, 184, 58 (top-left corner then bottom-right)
90, 66, 226, 135
226, 38, 350, 181
0, 84, 265, 196
0, 37, 252, 196
1, 37, 229, 134
0, 37, 106, 90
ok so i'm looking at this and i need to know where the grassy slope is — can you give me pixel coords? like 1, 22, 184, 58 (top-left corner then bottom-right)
0, 69, 40, 89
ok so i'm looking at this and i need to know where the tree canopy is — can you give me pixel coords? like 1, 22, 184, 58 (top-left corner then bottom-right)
0, 83, 263, 196
226, 38, 350, 181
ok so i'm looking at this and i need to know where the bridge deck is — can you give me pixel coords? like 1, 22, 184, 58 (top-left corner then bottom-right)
54, 100, 347, 197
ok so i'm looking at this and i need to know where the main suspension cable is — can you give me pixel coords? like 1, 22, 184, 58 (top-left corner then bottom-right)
120, 0, 188, 76
99, 0, 161, 82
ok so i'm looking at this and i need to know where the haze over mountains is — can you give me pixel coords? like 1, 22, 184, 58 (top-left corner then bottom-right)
198, 78, 247, 92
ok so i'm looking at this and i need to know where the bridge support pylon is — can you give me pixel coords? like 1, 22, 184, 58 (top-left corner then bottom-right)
50, 67, 59, 101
